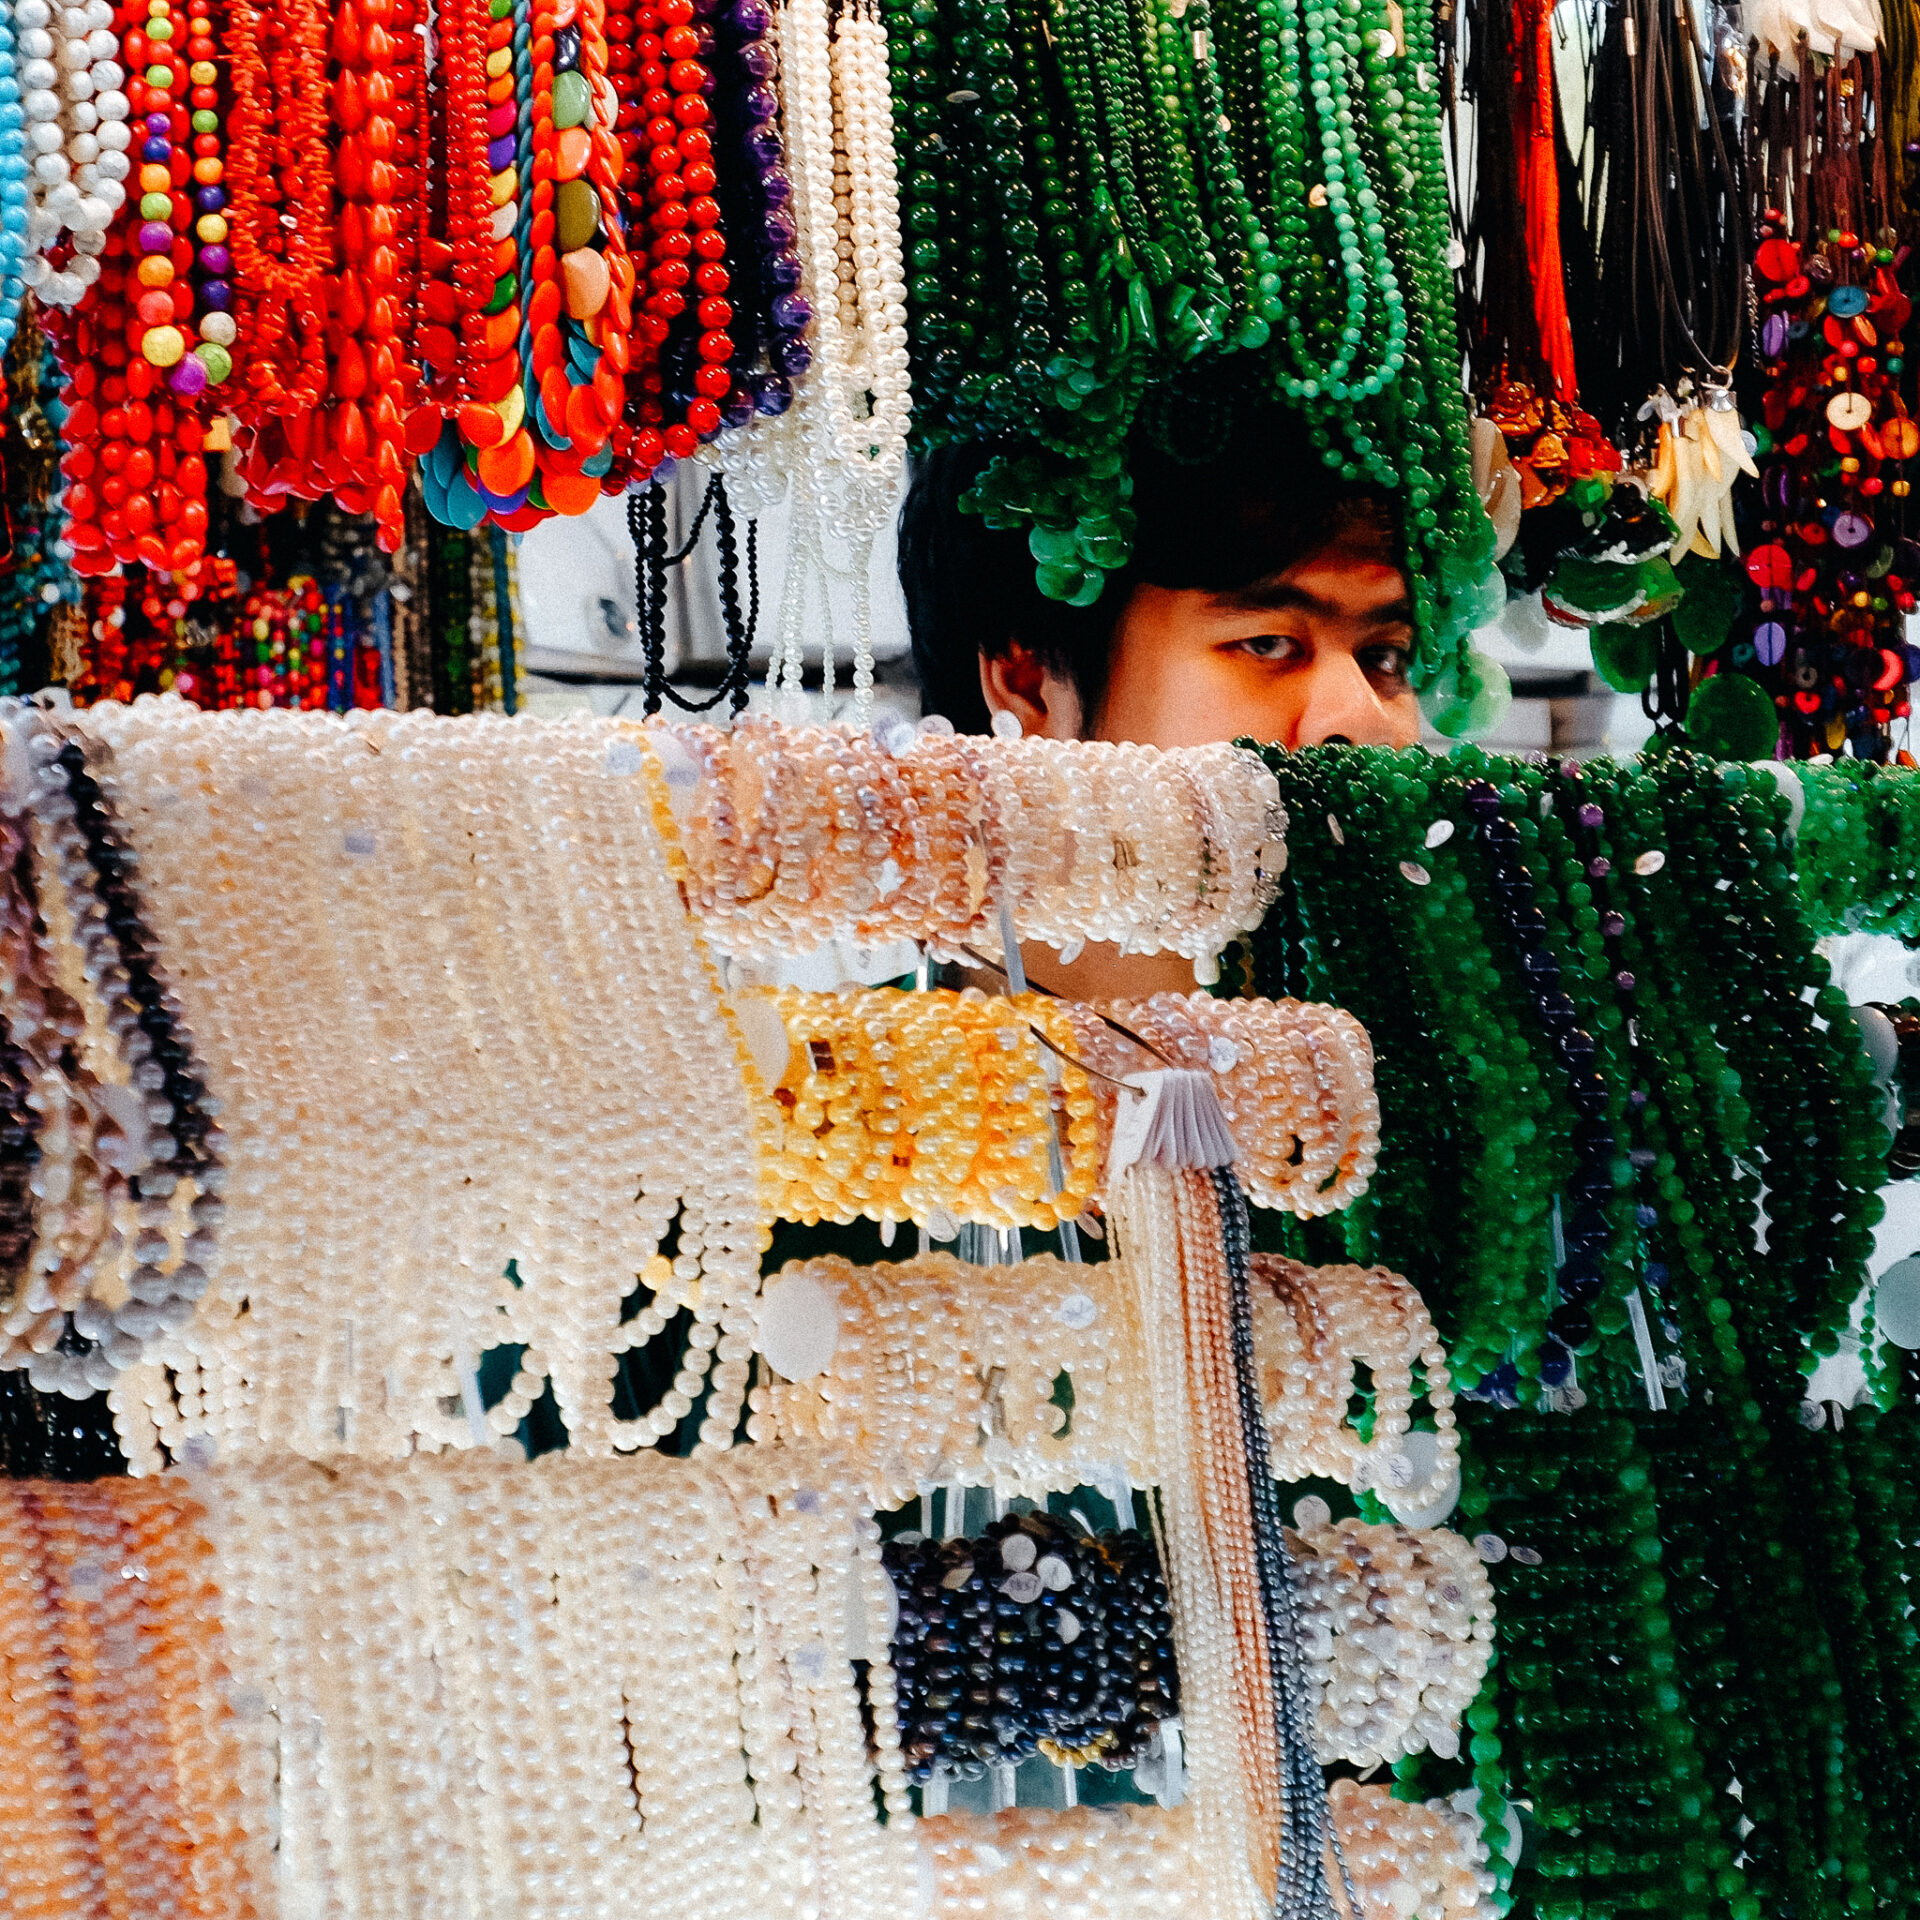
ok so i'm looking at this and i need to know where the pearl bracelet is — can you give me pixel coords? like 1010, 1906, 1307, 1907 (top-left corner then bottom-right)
885, 1509, 1178, 1781
1250, 1253, 1460, 1501
750, 1245, 1453, 1512
749, 1249, 1153, 1500
916, 1796, 1496, 1920
752, 986, 1378, 1228
1288, 1517, 1496, 1769
646, 718, 1286, 966
753, 985, 1101, 1232
1062, 993, 1381, 1214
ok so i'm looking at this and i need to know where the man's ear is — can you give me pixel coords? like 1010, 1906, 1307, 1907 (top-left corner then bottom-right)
980, 644, 1085, 739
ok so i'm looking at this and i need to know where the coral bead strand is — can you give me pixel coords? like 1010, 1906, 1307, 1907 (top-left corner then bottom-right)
222, 0, 329, 422
620, 0, 732, 478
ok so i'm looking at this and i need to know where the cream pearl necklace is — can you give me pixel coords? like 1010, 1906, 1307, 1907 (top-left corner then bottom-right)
1109, 1157, 1282, 1920
190, 1446, 912, 1920
760, 0, 909, 722
47, 699, 775, 1465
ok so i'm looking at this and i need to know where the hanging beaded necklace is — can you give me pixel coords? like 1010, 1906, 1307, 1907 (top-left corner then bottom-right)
0, 5, 33, 348
886, 0, 1499, 695
630, 471, 758, 715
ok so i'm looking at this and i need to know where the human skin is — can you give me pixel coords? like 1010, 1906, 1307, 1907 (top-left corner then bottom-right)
975, 543, 1417, 998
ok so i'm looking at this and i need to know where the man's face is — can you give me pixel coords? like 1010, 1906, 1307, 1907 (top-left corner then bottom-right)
1094, 546, 1420, 749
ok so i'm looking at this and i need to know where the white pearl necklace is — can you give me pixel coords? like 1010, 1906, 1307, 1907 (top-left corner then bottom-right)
53, 698, 776, 1464
14, 0, 125, 306
194, 1445, 913, 1920
754, 0, 910, 722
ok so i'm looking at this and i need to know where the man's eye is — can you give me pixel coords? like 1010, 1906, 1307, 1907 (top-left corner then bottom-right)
1229, 634, 1304, 662
1362, 646, 1411, 683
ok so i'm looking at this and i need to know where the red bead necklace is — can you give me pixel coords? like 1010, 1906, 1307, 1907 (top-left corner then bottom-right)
616, 0, 734, 482
224, 0, 333, 420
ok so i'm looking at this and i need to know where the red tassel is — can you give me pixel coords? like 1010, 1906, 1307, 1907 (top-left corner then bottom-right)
1515, 0, 1577, 399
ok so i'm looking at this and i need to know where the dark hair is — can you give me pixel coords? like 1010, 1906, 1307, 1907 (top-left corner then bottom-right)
899, 419, 1402, 734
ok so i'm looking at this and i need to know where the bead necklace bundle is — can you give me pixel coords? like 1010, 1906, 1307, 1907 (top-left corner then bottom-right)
43, 0, 249, 575
632, 473, 761, 718
1288, 1516, 1494, 1771
757, 0, 909, 719
884, 1508, 1178, 1779
1105, 1081, 1346, 1920
1796, 755, 1920, 935
1325, 1784, 1496, 1920
1436, 0, 1665, 676
879, 0, 1499, 708
0, 1445, 915, 1920
1251, 745, 1885, 1407
0, 330, 81, 699
1249, 1254, 1458, 1499
24, 699, 776, 1463
207, 1448, 912, 1920
1565, 0, 1746, 436
0, 714, 224, 1402
44, 493, 524, 716
0, 9, 32, 350
916, 1804, 1207, 1920
1704, 55, 1920, 759
915, 1795, 1494, 1920
755, 985, 1102, 1233
0, 1471, 271, 1918
7, 0, 920, 595
749, 1250, 1154, 1499
1255, 753, 1893, 1909
1443, 0, 1575, 409
13, 0, 125, 311
1450, 1412, 1771, 1920
649, 718, 1285, 967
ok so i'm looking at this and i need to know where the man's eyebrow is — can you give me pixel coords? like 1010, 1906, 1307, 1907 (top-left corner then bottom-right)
1211, 578, 1415, 627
